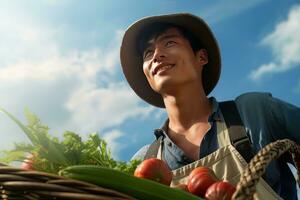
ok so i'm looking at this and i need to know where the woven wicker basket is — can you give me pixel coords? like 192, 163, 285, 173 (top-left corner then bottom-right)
0, 139, 299, 200
0, 163, 136, 200
232, 139, 300, 200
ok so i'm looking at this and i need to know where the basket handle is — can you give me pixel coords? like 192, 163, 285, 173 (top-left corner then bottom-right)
232, 139, 300, 200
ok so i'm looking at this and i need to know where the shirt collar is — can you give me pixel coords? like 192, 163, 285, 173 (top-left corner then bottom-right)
154, 119, 169, 139
154, 96, 223, 139
208, 96, 223, 122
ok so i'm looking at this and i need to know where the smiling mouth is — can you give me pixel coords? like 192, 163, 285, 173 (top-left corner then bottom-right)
153, 64, 175, 75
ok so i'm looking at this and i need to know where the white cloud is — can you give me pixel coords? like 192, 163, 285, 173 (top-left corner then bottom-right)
250, 4, 300, 81
0, 113, 30, 151
42, 0, 68, 6
102, 129, 126, 159
64, 82, 154, 133
0, 7, 155, 158
0, 6, 60, 66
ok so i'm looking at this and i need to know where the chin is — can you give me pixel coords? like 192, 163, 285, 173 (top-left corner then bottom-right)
153, 81, 176, 95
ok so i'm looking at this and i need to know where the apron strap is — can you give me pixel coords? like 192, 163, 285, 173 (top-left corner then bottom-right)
219, 101, 253, 163
144, 101, 254, 163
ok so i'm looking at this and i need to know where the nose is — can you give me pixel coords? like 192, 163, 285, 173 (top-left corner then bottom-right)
153, 47, 165, 63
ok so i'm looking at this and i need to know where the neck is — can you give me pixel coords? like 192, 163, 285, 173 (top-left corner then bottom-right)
163, 82, 212, 133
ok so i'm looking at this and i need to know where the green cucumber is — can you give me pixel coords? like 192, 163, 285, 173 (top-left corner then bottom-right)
60, 165, 201, 200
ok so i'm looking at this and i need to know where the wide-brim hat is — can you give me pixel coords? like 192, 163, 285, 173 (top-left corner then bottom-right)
120, 13, 221, 108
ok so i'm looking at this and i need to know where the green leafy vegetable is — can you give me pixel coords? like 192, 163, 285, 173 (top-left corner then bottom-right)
0, 107, 141, 174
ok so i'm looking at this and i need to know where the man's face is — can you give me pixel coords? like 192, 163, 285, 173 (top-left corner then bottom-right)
142, 27, 207, 95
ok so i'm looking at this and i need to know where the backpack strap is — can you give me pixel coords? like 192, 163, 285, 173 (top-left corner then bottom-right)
219, 101, 253, 163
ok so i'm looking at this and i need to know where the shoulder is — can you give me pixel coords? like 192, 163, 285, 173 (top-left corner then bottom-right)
233, 91, 297, 112
130, 144, 150, 161
234, 92, 272, 105
233, 92, 272, 113
230, 92, 275, 127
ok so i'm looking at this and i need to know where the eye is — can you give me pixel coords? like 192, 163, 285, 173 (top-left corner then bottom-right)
143, 49, 154, 60
165, 40, 176, 47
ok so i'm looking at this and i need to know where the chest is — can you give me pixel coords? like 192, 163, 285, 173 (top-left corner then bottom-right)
166, 122, 213, 161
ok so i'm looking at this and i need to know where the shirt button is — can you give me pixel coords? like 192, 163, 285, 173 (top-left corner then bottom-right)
167, 142, 172, 147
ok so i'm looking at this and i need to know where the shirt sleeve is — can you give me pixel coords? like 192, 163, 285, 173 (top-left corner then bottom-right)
235, 92, 300, 148
130, 144, 150, 161
267, 95, 300, 144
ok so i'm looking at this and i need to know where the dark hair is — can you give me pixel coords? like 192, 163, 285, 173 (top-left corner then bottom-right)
137, 23, 202, 56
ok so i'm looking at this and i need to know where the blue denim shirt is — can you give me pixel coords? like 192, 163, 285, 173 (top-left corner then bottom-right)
131, 92, 300, 200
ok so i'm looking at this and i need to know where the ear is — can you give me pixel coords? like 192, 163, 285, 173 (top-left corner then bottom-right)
196, 49, 208, 66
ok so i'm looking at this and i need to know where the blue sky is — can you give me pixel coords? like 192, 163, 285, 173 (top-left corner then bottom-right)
0, 0, 300, 165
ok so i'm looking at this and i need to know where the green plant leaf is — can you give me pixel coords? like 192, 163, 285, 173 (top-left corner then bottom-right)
0, 108, 38, 144
0, 150, 26, 164
0, 107, 140, 175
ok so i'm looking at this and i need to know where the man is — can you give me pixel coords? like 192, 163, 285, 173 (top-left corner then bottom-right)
120, 13, 300, 199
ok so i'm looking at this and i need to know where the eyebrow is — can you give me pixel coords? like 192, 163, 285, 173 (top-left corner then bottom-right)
143, 34, 181, 53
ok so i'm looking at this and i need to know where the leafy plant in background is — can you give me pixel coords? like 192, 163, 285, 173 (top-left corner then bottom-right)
0, 108, 140, 175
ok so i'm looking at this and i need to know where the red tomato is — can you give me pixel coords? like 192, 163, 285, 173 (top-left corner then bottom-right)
188, 166, 218, 182
134, 158, 173, 185
20, 154, 35, 170
205, 181, 236, 200
187, 173, 218, 197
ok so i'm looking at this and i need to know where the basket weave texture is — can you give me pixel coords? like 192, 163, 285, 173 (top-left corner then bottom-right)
0, 163, 136, 200
232, 139, 300, 200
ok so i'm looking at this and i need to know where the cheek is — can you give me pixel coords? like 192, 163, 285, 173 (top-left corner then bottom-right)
143, 63, 157, 89
177, 59, 200, 80
183, 51, 201, 71
143, 63, 151, 78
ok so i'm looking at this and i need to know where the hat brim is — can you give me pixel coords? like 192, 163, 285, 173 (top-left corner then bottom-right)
120, 13, 221, 108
